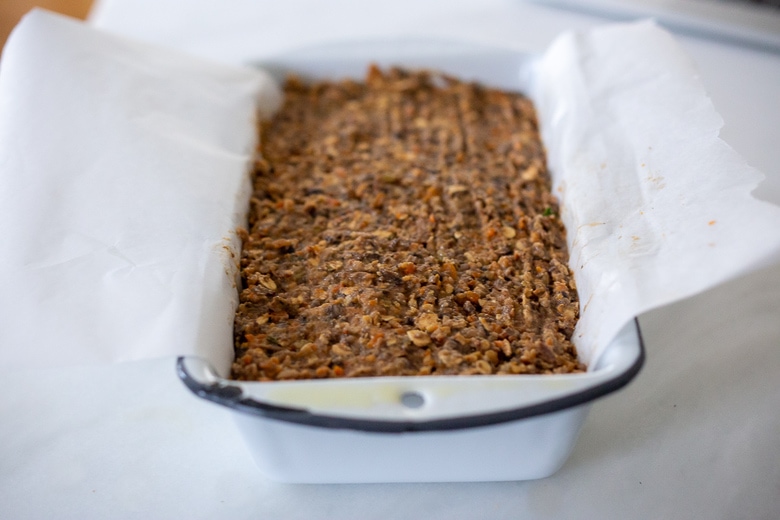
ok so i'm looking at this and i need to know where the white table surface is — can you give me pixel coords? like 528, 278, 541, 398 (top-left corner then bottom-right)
2, 1, 779, 518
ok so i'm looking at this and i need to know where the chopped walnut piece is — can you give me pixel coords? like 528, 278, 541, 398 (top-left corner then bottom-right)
231, 66, 583, 381
407, 330, 432, 347
416, 313, 440, 333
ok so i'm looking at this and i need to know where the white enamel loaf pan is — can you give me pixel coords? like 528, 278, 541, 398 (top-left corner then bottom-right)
177, 40, 644, 483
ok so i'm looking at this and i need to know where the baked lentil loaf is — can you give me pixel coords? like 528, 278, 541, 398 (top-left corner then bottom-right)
231, 65, 583, 381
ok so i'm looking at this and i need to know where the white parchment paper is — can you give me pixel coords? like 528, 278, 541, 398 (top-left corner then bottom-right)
0, 10, 280, 375
0, 11, 778, 373
532, 21, 780, 364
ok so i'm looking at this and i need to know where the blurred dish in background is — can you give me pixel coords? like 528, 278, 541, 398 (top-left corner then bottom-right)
533, 0, 780, 51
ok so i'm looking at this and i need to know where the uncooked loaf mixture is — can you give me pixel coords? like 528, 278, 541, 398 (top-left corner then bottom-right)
231, 66, 582, 381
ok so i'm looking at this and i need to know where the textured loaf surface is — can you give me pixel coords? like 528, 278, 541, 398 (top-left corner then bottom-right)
231, 66, 582, 381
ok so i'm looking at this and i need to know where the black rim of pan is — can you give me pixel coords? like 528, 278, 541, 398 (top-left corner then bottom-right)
176, 318, 645, 433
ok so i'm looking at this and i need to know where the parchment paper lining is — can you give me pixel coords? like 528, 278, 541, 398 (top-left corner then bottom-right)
0, 11, 778, 373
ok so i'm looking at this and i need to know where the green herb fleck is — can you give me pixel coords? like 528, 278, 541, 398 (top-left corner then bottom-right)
543, 207, 554, 216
